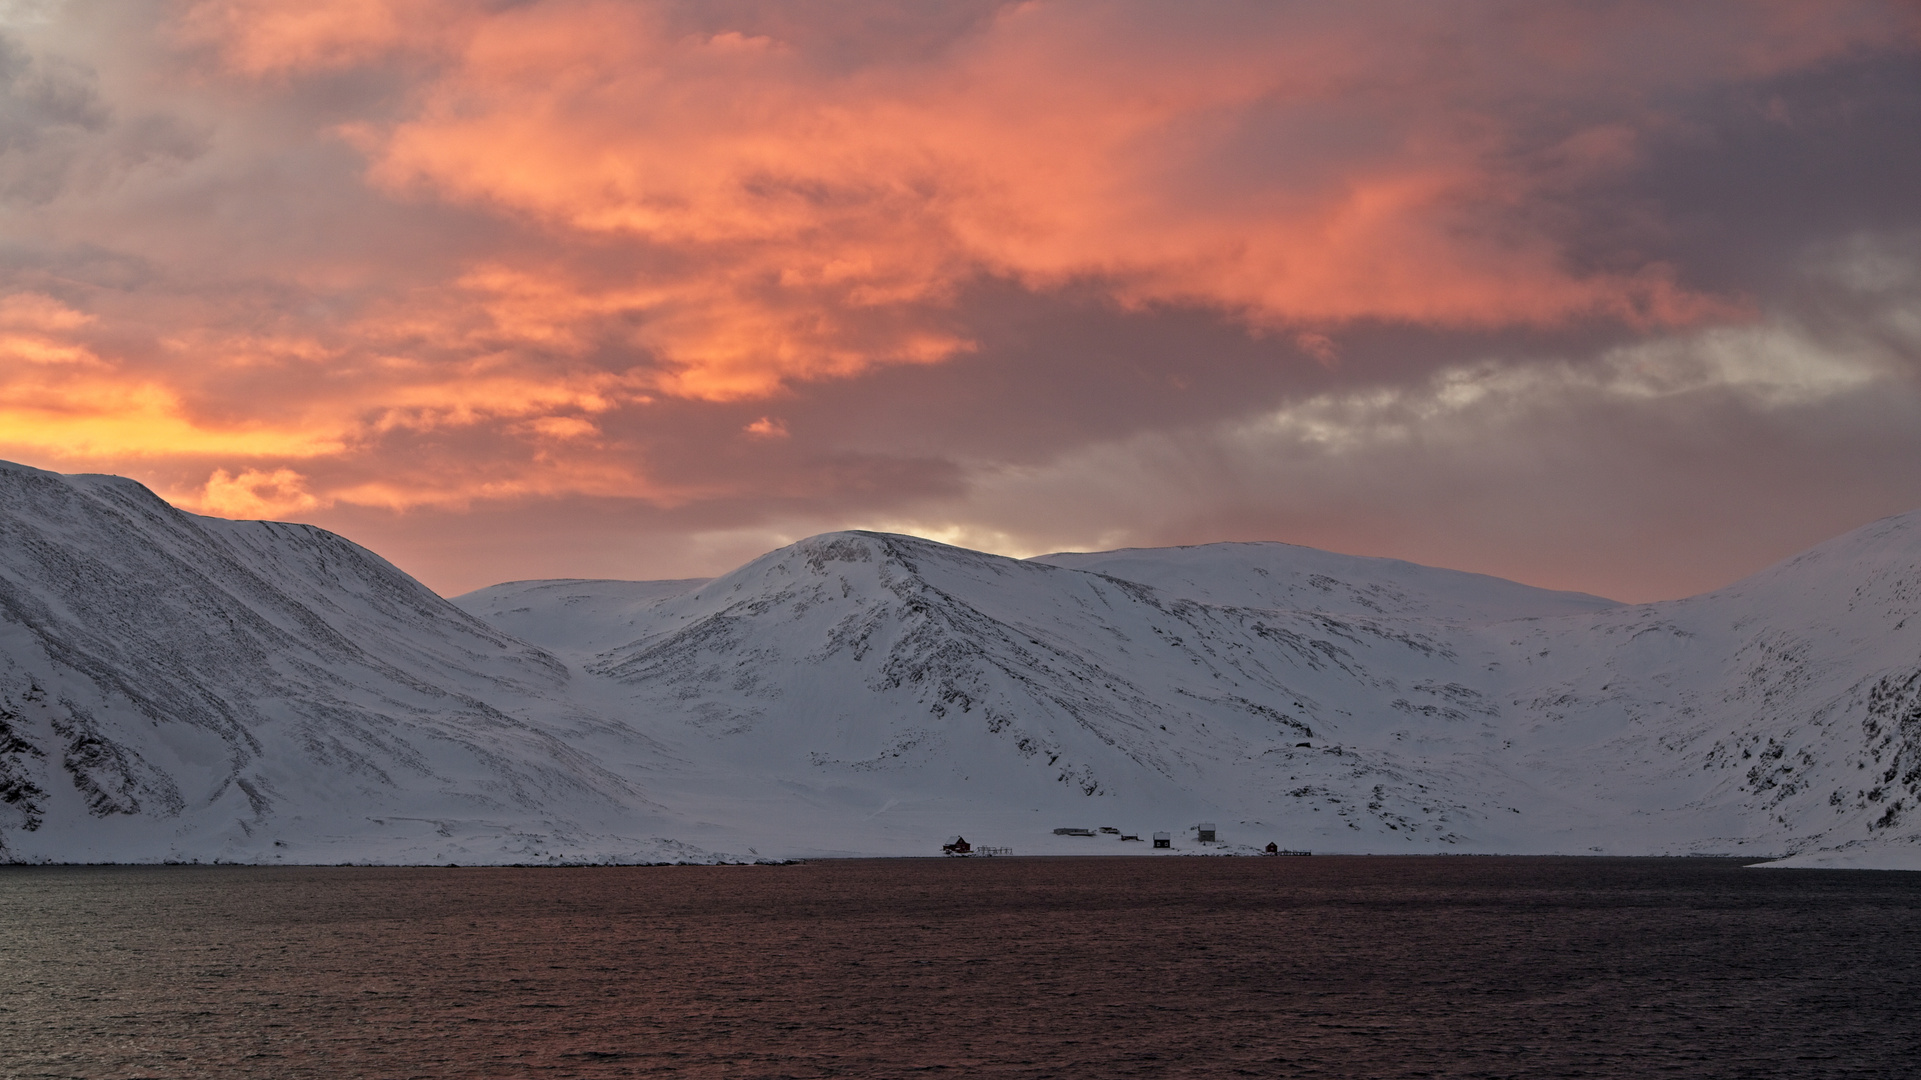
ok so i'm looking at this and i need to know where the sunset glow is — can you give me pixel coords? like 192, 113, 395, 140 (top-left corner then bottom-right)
3, 1, 1918, 598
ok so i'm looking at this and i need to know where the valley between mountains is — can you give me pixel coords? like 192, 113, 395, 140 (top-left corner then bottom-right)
3, 459, 1919, 869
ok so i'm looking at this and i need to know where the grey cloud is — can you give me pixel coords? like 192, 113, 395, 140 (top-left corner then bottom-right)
1561, 51, 1921, 296
901, 284, 1921, 604
0, 32, 105, 201
0, 31, 201, 205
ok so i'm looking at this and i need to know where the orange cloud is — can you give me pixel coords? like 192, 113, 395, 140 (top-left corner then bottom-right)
7, 0, 1916, 534
190, 466, 326, 518
1, 294, 105, 369
319, 455, 662, 512
0, 293, 97, 336
0, 291, 635, 507
0, 294, 342, 459
0, 369, 346, 459
151, 1, 1909, 414
308, 0, 1840, 400
178, 0, 453, 75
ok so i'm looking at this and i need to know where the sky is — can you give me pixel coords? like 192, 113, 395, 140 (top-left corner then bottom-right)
2, 0, 1918, 601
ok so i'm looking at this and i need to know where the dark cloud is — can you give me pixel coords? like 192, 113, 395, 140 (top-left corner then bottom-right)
1591, 51, 1921, 297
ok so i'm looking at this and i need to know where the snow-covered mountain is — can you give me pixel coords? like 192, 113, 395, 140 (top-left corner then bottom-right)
0, 460, 701, 865
4, 458, 1920, 867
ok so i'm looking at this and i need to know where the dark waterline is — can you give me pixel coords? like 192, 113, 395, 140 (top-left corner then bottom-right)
2, 856, 1917, 1078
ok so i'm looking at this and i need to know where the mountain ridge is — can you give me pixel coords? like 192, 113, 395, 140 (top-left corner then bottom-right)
4, 459, 1920, 868
1030, 540, 1620, 622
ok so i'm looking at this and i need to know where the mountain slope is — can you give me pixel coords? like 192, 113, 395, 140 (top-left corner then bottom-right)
0, 461, 707, 865
457, 577, 709, 654
1473, 511, 1921, 868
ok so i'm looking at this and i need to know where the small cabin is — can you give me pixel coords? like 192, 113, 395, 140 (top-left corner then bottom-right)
1152, 832, 1171, 848
1197, 822, 1217, 842
942, 835, 971, 855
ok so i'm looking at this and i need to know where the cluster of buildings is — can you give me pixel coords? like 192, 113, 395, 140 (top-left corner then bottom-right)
948, 821, 1305, 856
1051, 822, 1220, 848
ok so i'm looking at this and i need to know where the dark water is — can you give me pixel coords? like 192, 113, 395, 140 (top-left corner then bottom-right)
2, 857, 1918, 1079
